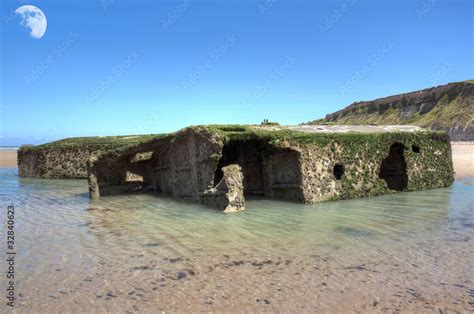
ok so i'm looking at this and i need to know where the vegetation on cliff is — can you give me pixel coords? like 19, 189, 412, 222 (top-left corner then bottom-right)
306, 81, 474, 140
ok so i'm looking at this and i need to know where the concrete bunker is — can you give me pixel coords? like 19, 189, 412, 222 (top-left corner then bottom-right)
379, 143, 408, 191
88, 125, 454, 212
86, 130, 213, 198
88, 128, 305, 212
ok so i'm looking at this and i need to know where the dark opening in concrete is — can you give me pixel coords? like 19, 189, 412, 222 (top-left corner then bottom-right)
333, 164, 345, 180
214, 140, 265, 196
412, 145, 421, 153
379, 143, 408, 191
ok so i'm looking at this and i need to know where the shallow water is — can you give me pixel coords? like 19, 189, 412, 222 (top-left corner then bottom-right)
0, 168, 473, 312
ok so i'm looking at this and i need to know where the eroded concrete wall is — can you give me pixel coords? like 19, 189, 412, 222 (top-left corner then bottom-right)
88, 128, 454, 210
213, 139, 304, 201
263, 149, 305, 201
18, 147, 94, 179
89, 128, 224, 200
201, 164, 246, 213
88, 130, 306, 211
298, 133, 454, 203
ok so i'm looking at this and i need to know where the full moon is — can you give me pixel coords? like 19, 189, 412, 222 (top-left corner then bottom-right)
15, 5, 47, 39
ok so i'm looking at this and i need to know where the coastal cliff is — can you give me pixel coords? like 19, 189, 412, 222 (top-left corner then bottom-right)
17, 135, 160, 179
309, 81, 474, 140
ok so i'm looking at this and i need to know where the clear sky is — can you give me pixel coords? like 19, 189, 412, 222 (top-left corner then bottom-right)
1, 0, 473, 145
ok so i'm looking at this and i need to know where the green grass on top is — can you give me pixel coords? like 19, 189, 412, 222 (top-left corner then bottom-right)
20, 124, 449, 156
21, 134, 164, 151
199, 124, 445, 148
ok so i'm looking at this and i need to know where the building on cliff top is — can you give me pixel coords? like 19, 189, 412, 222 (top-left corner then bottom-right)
87, 125, 454, 213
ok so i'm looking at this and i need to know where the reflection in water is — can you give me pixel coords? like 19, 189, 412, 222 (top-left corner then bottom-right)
1, 169, 473, 312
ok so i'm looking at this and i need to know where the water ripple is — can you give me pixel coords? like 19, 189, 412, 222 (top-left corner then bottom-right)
0, 168, 473, 312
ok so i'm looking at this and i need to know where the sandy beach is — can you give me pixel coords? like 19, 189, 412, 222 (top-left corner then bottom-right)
451, 142, 474, 178
0, 143, 472, 177
0, 149, 18, 168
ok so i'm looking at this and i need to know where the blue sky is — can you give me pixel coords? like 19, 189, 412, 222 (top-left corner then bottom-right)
1, 0, 473, 145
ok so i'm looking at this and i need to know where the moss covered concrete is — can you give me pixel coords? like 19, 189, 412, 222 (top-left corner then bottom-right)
87, 125, 454, 209
17, 124, 453, 207
295, 131, 453, 202
18, 134, 162, 178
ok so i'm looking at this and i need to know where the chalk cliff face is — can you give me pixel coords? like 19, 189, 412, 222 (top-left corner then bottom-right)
315, 81, 474, 141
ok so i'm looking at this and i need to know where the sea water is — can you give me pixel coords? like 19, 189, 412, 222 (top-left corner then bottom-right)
0, 168, 473, 312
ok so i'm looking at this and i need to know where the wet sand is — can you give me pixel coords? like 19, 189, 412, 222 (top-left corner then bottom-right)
0, 149, 17, 168
0, 172, 472, 313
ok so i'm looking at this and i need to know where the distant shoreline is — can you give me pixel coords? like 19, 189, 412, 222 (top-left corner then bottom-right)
1, 144, 472, 178
0, 149, 18, 168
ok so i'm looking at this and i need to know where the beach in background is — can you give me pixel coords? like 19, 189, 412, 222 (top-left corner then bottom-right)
0, 149, 18, 168
451, 142, 474, 178
0, 142, 472, 177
